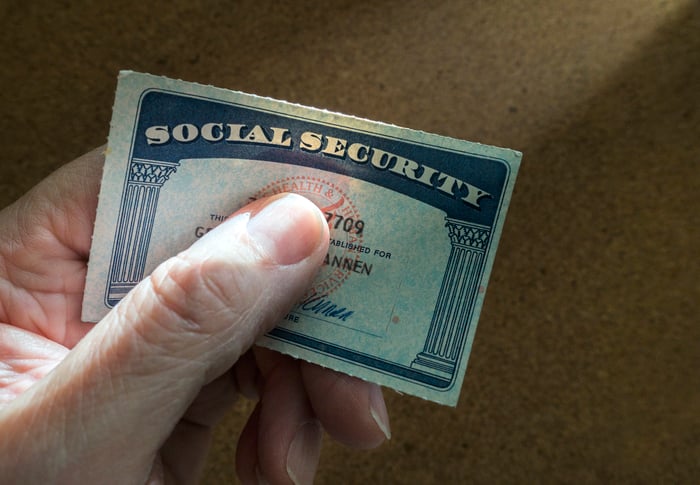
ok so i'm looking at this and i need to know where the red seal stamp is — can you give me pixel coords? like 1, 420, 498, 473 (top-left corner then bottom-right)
253, 175, 366, 298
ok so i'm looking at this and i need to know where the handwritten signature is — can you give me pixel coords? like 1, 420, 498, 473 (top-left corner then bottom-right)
298, 294, 354, 322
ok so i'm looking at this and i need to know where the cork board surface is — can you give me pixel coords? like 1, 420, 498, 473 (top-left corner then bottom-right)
1, 1, 698, 483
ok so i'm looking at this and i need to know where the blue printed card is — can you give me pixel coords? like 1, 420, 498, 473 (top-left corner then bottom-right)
83, 72, 521, 405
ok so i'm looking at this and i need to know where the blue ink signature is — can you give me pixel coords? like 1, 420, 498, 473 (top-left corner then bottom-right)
298, 294, 354, 322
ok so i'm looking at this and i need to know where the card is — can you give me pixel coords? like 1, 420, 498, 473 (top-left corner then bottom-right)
83, 71, 521, 405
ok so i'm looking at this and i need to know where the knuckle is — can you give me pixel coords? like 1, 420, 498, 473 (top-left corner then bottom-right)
144, 254, 263, 336
146, 255, 215, 335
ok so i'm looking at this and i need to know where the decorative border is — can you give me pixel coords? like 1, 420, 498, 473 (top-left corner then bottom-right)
105, 88, 512, 392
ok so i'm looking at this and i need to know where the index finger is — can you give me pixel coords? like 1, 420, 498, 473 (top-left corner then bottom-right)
300, 361, 390, 448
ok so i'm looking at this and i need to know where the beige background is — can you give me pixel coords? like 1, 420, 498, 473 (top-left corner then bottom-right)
1, 1, 698, 483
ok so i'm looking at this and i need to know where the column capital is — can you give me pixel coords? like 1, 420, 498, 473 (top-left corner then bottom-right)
445, 218, 491, 250
129, 159, 179, 186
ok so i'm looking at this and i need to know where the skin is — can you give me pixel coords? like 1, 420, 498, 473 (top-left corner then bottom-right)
0, 147, 390, 484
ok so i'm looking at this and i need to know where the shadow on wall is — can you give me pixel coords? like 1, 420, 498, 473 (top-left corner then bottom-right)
483, 3, 699, 481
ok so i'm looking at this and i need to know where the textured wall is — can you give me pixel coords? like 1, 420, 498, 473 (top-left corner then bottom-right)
1, 1, 698, 483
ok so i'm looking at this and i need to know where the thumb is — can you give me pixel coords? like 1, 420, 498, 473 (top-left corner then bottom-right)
1, 193, 329, 484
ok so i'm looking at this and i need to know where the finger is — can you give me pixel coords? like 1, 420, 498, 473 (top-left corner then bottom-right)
180, 369, 239, 428
159, 368, 239, 484
236, 403, 262, 485
252, 349, 321, 485
0, 323, 68, 406
234, 349, 262, 401
0, 146, 105, 348
7, 145, 104, 259
0, 192, 329, 484
301, 361, 391, 448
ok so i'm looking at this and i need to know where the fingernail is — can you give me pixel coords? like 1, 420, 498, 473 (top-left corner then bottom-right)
369, 384, 391, 440
286, 420, 322, 485
246, 193, 325, 265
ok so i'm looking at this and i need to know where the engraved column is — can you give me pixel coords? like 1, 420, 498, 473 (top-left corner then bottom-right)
411, 218, 490, 380
106, 159, 179, 306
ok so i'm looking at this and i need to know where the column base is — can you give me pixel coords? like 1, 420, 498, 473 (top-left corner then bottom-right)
411, 352, 455, 380
106, 282, 137, 307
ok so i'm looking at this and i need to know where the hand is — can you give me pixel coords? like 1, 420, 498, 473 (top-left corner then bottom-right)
0, 147, 390, 484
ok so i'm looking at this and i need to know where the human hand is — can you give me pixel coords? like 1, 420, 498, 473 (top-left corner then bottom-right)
0, 147, 390, 484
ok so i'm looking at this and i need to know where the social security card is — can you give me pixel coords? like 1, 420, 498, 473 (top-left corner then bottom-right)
83, 72, 521, 405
